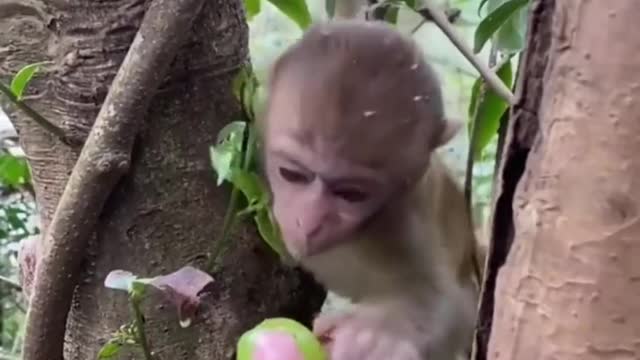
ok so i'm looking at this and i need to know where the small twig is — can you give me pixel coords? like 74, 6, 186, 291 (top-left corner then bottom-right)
207, 123, 258, 272
131, 299, 154, 360
0, 274, 22, 291
410, 18, 427, 34
464, 91, 483, 210
207, 68, 258, 272
415, 3, 516, 105
207, 185, 242, 272
0, 82, 73, 145
21, 1, 208, 359
411, 5, 462, 33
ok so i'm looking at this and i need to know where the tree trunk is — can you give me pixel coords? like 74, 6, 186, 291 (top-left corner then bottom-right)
473, 1, 551, 358
485, 0, 640, 359
1, 1, 324, 359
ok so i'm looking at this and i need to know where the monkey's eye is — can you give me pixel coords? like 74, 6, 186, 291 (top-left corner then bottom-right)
279, 167, 312, 184
332, 188, 369, 203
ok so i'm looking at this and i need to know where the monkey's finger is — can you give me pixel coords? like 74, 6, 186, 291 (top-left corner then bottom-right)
376, 339, 422, 360
312, 312, 351, 337
330, 328, 368, 359
360, 333, 396, 360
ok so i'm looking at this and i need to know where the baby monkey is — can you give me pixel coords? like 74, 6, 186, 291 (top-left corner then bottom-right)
259, 20, 480, 360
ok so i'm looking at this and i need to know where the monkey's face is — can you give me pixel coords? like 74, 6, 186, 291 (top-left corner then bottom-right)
263, 132, 390, 260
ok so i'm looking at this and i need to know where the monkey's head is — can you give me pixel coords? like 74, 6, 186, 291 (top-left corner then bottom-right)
260, 20, 460, 259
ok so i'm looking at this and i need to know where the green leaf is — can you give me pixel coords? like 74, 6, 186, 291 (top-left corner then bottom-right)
97, 340, 122, 359
403, 0, 416, 8
478, 0, 489, 15
244, 0, 261, 20
380, 0, 416, 25
473, 0, 529, 53
384, 6, 399, 24
267, 0, 312, 30
326, 0, 335, 17
130, 278, 155, 301
467, 77, 483, 120
252, 85, 268, 122
233, 66, 252, 103
210, 146, 235, 186
226, 168, 288, 259
254, 208, 288, 258
469, 59, 513, 160
230, 169, 268, 206
0, 155, 31, 187
485, 0, 529, 52
491, 2, 528, 52
381, 0, 415, 23
10, 63, 42, 100
210, 122, 246, 186
232, 65, 260, 120
216, 121, 246, 150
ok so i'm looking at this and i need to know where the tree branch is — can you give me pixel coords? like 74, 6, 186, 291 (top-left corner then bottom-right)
415, 3, 516, 105
0, 274, 22, 292
21, 1, 207, 359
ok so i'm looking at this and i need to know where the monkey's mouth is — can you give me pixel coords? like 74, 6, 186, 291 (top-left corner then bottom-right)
317, 329, 335, 351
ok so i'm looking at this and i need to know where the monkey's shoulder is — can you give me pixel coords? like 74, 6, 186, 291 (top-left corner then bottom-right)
413, 154, 478, 282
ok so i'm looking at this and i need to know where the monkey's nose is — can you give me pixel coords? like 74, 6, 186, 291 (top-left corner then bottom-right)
305, 223, 323, 240
296, 217, 322, 240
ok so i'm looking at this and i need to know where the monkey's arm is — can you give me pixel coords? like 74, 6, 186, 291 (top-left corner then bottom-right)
421, 283, 478, 358
314, 283, 477, 360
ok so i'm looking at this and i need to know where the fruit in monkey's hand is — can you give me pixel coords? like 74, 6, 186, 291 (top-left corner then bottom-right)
237, 318, 328, 360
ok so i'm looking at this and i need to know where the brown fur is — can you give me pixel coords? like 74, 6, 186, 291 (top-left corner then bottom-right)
264, 20, 449, 185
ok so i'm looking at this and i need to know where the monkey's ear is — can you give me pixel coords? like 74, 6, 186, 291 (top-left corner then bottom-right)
434, 119, 463, 148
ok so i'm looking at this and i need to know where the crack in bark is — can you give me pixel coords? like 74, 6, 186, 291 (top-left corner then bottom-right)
472, 0, 554, 359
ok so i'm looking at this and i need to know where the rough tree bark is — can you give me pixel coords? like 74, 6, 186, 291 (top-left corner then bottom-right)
1, 1, 324, 359
483, 0, 640, 359
473, 1, 550, 358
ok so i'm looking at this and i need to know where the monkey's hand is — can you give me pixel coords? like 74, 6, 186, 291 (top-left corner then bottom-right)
312, 309, 422, 360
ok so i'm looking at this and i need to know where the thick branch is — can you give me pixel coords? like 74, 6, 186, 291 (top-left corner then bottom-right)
21, 1, 207, 359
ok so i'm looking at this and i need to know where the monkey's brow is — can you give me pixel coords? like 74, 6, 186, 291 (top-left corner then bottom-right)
269, 149, 312, 172
321, 175, 379, 189
270, 148, 378, 186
